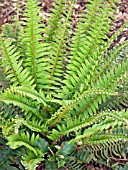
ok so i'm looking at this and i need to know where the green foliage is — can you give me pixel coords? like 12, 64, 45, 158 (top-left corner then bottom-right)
0, 0, 128, 169
22, 151, 44, 170
0, 132, 24, 170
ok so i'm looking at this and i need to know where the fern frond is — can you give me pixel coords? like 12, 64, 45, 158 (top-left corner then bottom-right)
69, 110, 128, 144
38, 0, 76, 96
7, 132, 44, 156
46, 89, 118, 126
95, 59, 128, 90
1, 120, 14, 137
90, 41, 128, 87
66, 161, 86, 170
8, 86, 47, 106
62, 0, 121, 99
1, 23, 17, 41
22, 151, 44, 170
0, 68, 9, 89
0, 90, 43, 120
85, 140, 127, 166
0, 101, 22, 128
82, 132, 128, 146
71, 140, 127, 168
48, 109, 127, 142
14, 116, 48, 133
75, 59, 128, 117
0, 37, 34, 87
20, 0, 43, 88
99, 81, 128, 111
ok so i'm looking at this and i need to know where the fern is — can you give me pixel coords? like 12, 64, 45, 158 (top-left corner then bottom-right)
7, 132, 47, 156
48, 110, 128, 142
22, 151, 44, 170
0, 132, 24, 170
0, 37, 34, 87
0, 0, 128, 169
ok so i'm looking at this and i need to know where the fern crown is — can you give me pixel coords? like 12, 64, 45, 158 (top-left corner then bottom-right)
0, 0, 128, 169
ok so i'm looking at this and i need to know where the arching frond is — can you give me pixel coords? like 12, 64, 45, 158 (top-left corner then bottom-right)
48, 110, 128, 142
46, 89, 118, 126
61, 0, 125, 99
7, 132, 45, 156
0, 37, 34, 87
22, 151, 44, 170
0, 90, 43, 120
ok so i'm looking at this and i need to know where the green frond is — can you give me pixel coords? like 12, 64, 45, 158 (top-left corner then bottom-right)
85, 140, 127, 166
22, 151, 44, 170
14, 116, 48, 133
99, 81, 128, 111
95, 59, 128, 90
0, 90, 43, 120
66, 161, 87, 170
46, 89, 118, 126
1, 23, 17, 41
7, 132, 44, 156
38, 0, 76, 96
70, 140, 127, 168
98, 45, 128, 111
0, 131, 23, 170
91, 42, 128, 86
20, 0, 43, 88
0, 101, 22, 129
69, 110, 128, 144
73, 59, 128, 117
62, 0, 120, 99
82, 134, 128, 146
48, 110, 127, 142
8, 86, 47, 106
0, 36, 34, 87
1, 120, 14, 137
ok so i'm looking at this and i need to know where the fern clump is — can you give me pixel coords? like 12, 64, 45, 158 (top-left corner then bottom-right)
0, 0, 128, 169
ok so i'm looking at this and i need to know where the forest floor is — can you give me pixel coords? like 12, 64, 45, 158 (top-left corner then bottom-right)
0, 0, 128, 170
